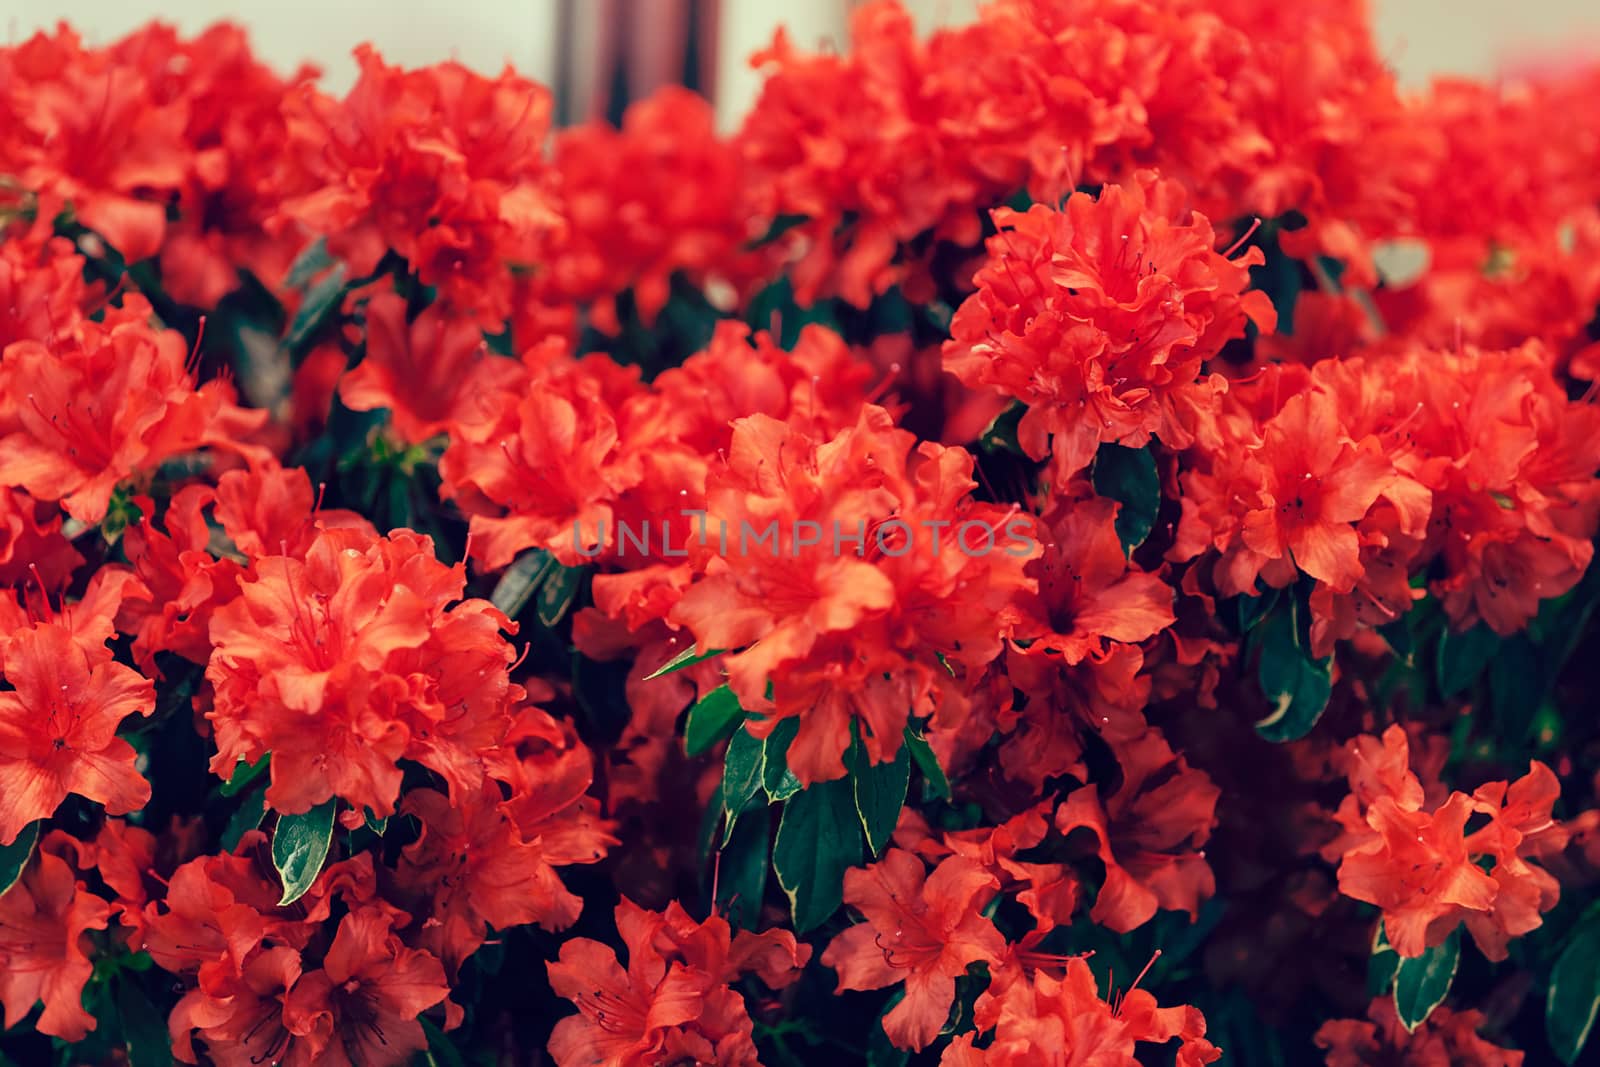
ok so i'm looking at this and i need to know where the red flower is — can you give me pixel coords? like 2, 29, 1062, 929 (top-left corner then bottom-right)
944, 953, 1219, 1066
0, 622, 154, 845
822, 850, 1005, 1051
0, 318, 266, 523
944, 172, 1273, 477
1316, 996, 1523, 1067
0, 841, 112, 1041
339, 290, 521, 445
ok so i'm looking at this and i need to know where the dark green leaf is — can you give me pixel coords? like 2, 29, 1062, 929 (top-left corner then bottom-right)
1379, 617, 1415, 665
420, 1016, 468, 1067
272, 800, 337, 906
644, 642, 725, 681
1548, 907, 1600, 1063
1489, 636, 1544, 744
0, 821, 39, 897
490, 549, 555, 619
220, 755, 270, 798
773, 778, 862, 932
902, 727, 950, 801
687, 685, 745, 757
1394, 926, 1460, 1031
1368, 922, 1400, 998
535, 563, 585, 628
723, 726, 768, 822
1091, 442, 1160, 553
849, 732, 910, 856
979, 401, 1027, 456
1254, 607, 1332, 743
285, 264, 347, 355
1436, 622, 1497, 699
762, 718, 803, 802
364, 810, 389, 836
716, 806, 770, 930
1235, 587, 1281, 634
116, 979, 172, 1067
222, 785, 267, 851
284, 236, 334, 289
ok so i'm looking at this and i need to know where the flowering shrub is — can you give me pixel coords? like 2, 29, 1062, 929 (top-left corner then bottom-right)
5, 3, 1600, 1064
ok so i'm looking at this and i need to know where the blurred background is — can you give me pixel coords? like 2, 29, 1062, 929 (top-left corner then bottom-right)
9, 0, 1600, 128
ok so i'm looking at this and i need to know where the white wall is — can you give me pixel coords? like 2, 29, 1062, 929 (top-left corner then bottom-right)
6, 0, 1600, 121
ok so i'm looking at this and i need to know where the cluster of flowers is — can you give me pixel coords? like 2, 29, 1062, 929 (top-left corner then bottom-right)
3, 1, 1600, 1064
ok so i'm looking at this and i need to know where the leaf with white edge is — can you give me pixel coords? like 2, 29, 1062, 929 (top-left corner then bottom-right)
849, 731, 910, 855
1394, 926, 1460, 1032
490, 548, 555, 618
0, 821, 40, 897
1548, 906, 1600, 1064
722, 726, 767, 825
902, 726, 950, 801
220, 754, 269, 797
535, 563, 585, 628
773, 777, 862, 933
272, 800, 337, 906
716, 806, 770, 930
686, 685, 745, 757
1368, 921, 1400, 998
644, 643, 725, 681
762, 718, 803, 802
1091, 442, 1160, 553
1254, 607, 1332, 743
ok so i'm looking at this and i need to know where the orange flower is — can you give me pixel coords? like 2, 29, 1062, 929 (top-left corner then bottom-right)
546, 898, 808, 1067
1316, 996, 1523, 1067
1054, 728, 1219, 932
0, 840, 112, 1041
0, 622, 154, 845
945, 953, 1219, 1066
822, 850, 1005, 1051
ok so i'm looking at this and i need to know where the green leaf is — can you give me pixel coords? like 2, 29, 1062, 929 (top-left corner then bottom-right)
535, 563, 585, 628
902, 727, 950, 801
687, 685, 745, 757
364, 810, 389, 836
773, 778, 862, 932
272, 800, 337, 906
1393, 926, 1460, 1032
221, 785, 267, 851
420, 1016, 468, 1067
979, 401, 1027, 456
0, 821, 40, 897
1548, 907, 1600, 1063
490, 548, 555, 618
762, 718, 803, 802
115, 978, 172, 1067
644, 643, 725, 681
1254, 606, 1332, 743
716, 806, 770, 930
1091, 442, 1160, 553
1489, 635, 1544, 744
285, 263, 347, 355
1368, 922, 1400, 998
849, 731, 910, 856
723, 726, 768, 823
220, 754, 270, 798
284, 236, 334, 289
1235, 587, 1281, 634
1436, 622, 1497, 699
